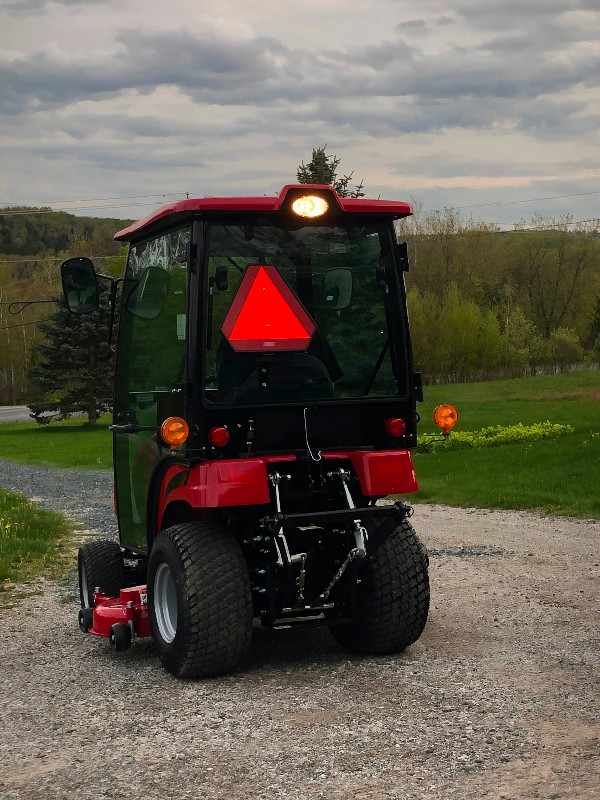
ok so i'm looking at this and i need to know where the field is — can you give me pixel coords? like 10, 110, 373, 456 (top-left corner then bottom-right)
413, 369, 600, 517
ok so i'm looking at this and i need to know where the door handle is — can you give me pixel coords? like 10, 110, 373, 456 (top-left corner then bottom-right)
109, 423, 141, 434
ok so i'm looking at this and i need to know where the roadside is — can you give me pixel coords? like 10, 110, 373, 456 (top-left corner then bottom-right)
0, 460, 117, 541
0, 406, 33, 424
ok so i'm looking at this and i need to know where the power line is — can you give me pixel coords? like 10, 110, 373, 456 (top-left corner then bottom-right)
0, 317, 54, 331
0, 200, 183, 216
1, 186, 597, 218
450, 189, 600, 211
0, 254, 124, 265
0, 192, 186, 205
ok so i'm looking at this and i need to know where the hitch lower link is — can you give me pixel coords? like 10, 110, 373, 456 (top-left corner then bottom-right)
78, 585, 150, 652
321, 468, 368, 599
266, 468, 368, 604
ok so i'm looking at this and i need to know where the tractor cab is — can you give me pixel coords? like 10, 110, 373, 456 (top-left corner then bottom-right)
63, 184, 453, 678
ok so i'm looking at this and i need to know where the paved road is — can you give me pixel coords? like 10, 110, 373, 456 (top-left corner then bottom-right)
0, 406, 33, 423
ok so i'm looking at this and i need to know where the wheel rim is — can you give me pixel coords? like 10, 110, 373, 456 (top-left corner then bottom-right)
79, 563, 90, 608
154, 562, 178, 643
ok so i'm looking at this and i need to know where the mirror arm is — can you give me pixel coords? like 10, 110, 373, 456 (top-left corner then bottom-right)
96, 274, 124, 346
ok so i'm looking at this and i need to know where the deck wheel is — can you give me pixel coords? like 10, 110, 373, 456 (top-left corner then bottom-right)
109, 623, 132, 652
78, 606, 94, 633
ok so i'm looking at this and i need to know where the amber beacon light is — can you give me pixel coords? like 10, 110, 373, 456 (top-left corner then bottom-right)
433, 404, 458, 435
291, 195, 329, 218
161, 417, 190, 450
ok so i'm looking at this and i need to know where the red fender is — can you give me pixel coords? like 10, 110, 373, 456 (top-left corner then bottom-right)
157, 450, 417, 528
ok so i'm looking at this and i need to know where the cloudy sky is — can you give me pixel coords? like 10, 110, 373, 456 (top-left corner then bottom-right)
1, 0, 599, 227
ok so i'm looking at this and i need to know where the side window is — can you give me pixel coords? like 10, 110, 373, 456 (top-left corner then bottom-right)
114, 228, 189, 549
116, 229, 189, 400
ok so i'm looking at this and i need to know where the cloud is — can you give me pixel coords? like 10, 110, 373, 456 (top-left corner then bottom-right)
0, 0, 598, 225
2, 19, 598, 144
0, 0, 111, 13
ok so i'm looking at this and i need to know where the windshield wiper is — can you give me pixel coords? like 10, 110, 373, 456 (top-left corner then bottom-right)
363, 338, 389, 395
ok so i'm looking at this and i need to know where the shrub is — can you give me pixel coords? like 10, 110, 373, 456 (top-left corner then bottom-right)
416, 421, 574, 454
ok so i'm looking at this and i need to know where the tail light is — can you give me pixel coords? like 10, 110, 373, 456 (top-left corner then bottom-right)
385, 418, 407, 437
208, 426, 230, 447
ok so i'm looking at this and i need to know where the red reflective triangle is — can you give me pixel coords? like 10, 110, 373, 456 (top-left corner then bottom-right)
221, 264, 316, 351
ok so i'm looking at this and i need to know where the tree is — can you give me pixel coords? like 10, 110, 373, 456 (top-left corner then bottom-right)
296, 145, 365, 198
27, 283, 115, 425
507, 217, 600, 339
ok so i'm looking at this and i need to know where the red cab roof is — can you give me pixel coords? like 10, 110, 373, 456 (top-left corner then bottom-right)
114, 184, 412, 241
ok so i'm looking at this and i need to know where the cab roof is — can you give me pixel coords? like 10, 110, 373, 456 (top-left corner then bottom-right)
114, 184, 412, 242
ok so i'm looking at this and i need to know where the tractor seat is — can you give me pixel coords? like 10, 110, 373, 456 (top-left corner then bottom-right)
218, 350, 334, 405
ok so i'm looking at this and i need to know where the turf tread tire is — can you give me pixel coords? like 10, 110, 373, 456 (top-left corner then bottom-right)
330, 519, 429, 655
78, 539, 125, 608
148, 522, 252, 679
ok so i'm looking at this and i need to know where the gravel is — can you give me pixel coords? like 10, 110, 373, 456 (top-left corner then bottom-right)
0, 460, 117, 540
0, 463, 599, 799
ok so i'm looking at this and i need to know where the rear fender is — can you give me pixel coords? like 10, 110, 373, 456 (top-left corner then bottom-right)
157, 459, 274, 532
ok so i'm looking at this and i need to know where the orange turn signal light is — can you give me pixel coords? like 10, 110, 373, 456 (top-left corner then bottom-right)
433, 404, 458, 435
161, 417, 189, 450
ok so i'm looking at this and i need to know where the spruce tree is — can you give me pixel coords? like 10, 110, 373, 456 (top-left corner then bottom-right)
296, 145, 365, 198
28, 283, 114, 425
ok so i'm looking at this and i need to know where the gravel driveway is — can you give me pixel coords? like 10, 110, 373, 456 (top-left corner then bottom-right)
0, 462, 598, 800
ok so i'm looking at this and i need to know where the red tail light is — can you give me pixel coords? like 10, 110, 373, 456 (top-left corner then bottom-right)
385, 418, 406, 437
208, 426, 230, 447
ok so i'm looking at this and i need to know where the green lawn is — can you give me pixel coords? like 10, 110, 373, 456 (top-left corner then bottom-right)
0, 414, 113, 470
411, 370, 600, 517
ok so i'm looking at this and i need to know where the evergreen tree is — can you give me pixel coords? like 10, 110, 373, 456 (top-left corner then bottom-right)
27, 283, 115, 425
296, 145, 365, 198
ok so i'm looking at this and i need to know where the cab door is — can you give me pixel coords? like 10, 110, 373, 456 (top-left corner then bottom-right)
113, 228, 190, 550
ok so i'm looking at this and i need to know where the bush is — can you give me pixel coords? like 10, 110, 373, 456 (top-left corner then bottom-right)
416, 421, 574, 454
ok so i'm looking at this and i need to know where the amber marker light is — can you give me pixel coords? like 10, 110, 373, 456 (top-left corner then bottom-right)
208, 426, 230, 447
433, 404, 458, 435
161, 417, 189, 450
291, 195, 329, 218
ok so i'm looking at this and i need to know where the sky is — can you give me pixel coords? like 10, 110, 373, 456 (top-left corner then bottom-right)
1, 0, 599, 228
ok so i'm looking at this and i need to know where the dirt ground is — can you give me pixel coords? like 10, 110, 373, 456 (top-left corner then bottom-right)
1, 503, 598, 800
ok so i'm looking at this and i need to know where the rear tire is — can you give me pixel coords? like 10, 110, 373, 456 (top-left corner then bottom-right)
147, 522, 252, 679
329, 519, 429, 655
78, 539, 125, 608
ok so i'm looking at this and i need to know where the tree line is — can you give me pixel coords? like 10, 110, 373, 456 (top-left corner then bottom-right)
1, 150, 599, 415
397, 209, 600, 383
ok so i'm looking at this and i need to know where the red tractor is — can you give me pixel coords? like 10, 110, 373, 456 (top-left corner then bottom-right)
62, 184, 456, 678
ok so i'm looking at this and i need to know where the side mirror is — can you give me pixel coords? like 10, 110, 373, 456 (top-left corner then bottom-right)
125, 266, 171, 319
322, 268, 353, 310
61, 257, 99, 314
215, 265, 228, 291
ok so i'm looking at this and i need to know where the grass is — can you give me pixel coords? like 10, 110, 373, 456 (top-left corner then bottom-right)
0, 415, 111, 592
411, 369, 600, 517
0, 413, 112, 470
0, 487, 76, 587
